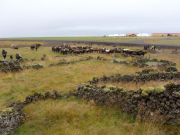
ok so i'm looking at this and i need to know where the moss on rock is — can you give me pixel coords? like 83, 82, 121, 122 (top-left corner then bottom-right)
34, 92, 41, 96
142, 91, 149, 97
155, 85, 166, 94
106, 85, 116, 89
167, 82, 174, 88
141, 87, 154, 97
133, 94, 140, 98
144, 87, 154, 94
104, 85, 116, 92
85, 84, 89, 87
1, 107, 14, 114
175, 91, 180, 95
117, 86, 123, 91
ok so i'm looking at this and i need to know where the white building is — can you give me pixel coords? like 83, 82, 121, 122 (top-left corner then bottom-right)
119, 34, 126, 37
137, 33, 150, 37
108, 34, 119, 37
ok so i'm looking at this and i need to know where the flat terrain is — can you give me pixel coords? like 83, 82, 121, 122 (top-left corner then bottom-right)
1, 41, 180, 134
1, 37, 180, 50
0, 37, 157, 42
145, 38, 180, 45
0, 41, 46, 47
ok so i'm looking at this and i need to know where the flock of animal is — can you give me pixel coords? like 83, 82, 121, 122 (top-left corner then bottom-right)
1, 44, 41, 60
52, 44, 147, 56
1, 43, 147, 60
2, 49, 22, 60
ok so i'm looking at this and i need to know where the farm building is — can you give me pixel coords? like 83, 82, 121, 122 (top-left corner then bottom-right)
152, 33, 180, 37
126, 33, 138, 37
137, 33, 150, 37
108, 34, 119, 37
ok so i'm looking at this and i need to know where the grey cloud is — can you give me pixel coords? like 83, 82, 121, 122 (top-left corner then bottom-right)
0, 0, 180, 37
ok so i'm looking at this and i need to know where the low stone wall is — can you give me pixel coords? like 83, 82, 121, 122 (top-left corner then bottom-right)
113, 58, 176, 68
72, 82, 180, 125
0, 56, 93, 73
166, 67, 178, 72
0, 60, 44, 73
136, 69, 155, 75
18, 57, 46, 62
48, 56, 93, 67
22, 64, 43, 70
88, 72, 180, 84
0, 90, 62, 135
0, 60, 22, 73
97, 56, 106, 61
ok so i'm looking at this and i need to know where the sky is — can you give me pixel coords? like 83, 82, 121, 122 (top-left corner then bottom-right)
0, 0, 180, 37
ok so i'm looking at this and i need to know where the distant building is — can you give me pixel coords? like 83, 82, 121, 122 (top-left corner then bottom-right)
119, 34, 126, 37
152, 33, 180, 37
108, 34, 119, 37
126, 33, 138, 37
137, 33, 150, 37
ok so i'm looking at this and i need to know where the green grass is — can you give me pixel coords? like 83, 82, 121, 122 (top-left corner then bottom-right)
15, 97, 167, 135
0, 36, 164, 42
0, 41, 46, 47
0, 43, 180, 134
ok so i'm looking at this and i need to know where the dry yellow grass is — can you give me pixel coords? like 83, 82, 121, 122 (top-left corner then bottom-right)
0, 44, 180, 134
15, 98, 167, 135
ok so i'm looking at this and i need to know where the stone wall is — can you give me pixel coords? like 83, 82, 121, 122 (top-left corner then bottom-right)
88, 72, 180, 84
113, 58, 176, 68
0, 56, 93, 73
48, 56, 93, 67
72, 82, 180, 125
0, 60, 22, 73
0, 91, 61, 135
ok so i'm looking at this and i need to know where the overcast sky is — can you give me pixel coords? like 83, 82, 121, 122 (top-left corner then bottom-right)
0, 0, 179, 37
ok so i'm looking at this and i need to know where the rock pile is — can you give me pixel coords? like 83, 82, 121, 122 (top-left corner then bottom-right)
0, 90, 61, 135
113, 59, 129, 65
0, 60, 44, 73
22, 64, 43, 70
18, 58, 46, 63
49, 56, 93, 67
97, 56, 106, 61
0, 101, 25, 135
166, 67, 178, 72
119, 61, 130, 65
72, 82, 180, 125
158, 60, 176, 69
136, 69, 155, 75
0, 60, 22, 73
132, 58, 176, 68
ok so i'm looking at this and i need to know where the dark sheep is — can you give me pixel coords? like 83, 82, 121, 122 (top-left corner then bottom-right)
2, 49, 7, 59
16, 54, 22, 59
10, 55, 13, 59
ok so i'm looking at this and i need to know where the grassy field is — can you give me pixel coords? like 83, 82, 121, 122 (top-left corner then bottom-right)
0, 41, 46, 47
145, 38, 180, 45
1, 43, 180, 134
0, 36, 167, 42
1, 36, 180, 46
